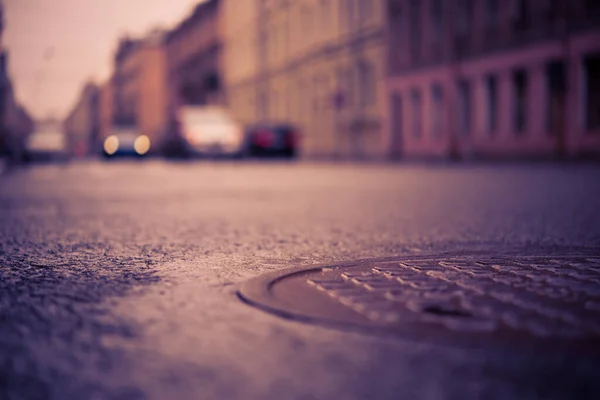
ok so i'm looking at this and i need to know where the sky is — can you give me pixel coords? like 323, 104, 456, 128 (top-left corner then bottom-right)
3, 0, 202, 120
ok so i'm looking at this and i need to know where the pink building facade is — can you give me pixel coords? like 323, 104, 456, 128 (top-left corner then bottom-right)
385, 0, 600, 159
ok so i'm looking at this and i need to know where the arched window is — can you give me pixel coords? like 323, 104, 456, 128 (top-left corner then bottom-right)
431, 84, 444, 138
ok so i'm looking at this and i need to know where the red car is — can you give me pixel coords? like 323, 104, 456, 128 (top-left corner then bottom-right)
244, 124, 299, 158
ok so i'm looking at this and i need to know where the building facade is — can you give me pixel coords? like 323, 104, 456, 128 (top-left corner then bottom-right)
221, 0, 388, 159
0, 0, 34, 162
63, 82, 100, 157
109, 30, 169, 152
98, 79, 113, 146
222, 0, 260, 125
259, 0, 388, 159
387, 0, 600, 159
165, 0, 223, 118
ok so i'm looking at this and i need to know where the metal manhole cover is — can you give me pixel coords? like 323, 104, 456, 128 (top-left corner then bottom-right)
238, 254, 600, 348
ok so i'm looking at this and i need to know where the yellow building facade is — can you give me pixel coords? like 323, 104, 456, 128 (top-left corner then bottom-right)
223, 0, 387, 159
109, 31, 169, 152
221, 0, 261, 125
165, 0, 224, 114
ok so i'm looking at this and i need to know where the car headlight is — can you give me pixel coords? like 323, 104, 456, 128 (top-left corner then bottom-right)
104, 135, 119, 155
134, 135, 151, 155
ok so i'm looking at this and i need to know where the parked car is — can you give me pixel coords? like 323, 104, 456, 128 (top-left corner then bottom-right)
24, 126, 69, 163
162, 106, 244, 158
103, 126, 151, 158
243, 123, 299, 158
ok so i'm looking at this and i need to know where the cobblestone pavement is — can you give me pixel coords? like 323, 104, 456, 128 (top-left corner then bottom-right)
1, 160, 600, 399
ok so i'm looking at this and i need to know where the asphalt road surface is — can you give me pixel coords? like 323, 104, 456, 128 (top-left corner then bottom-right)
1, 160, 600, 400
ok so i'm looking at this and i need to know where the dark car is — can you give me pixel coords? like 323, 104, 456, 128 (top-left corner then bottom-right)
24, 129, 70, 163
102, 126, 151, 158
244, 124, 299, 158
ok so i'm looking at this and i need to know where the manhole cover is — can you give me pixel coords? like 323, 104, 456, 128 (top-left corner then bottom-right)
238, 254, 600, 348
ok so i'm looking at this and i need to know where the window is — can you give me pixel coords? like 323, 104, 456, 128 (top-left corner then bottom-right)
348, 0, 356, 30
300, 80, 310, 119
485, 75, 498, 134
513, 69, 528, 134
431, 0, 443, 43
389, 0, 402, 17
274, 23, 281, 63
585, 54, 600, 131
585, 0, 600, 15
545, 60, 566, 135
431, 84, 444, 138
259, 91, 268, 120
284, 85, 291, 119
337, 67, 353, 108
390, 93, 403, 156
265, 24, 273, 63
302, 6, 313, 45
339, 0, 355, 32
320, 0, 331, 36
513, 0, 530, 30
295, 79, 306, 119
312, 76, 320, 112
456, 0, 473, 35
338, 0, 346, 31
409, 0, 421, 62
545, 0, 558, 21
281, 21, 289, 62
357, 0, 373, 24
311, 74, 329, 113
270, 90, 279, 119
357, 61, 376, 107
485, 0, 499, 26
457, 79, 471, 136
411, 89, 422, 138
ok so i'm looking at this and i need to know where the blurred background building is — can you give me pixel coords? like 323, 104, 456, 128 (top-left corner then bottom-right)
222, 0, 260, 126
98, 78, 114, 149
60, 0, 600, 161
250, 0, 387, 159
387, 0, 600, 160
166, 0, 223, 114
111, 29, 168, 153
63, 82, 100, 157
0, 0, 34, 164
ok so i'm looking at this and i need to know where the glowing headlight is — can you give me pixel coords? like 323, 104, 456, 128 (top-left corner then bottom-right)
134, 135, 151, 155
103, 135, 119, 155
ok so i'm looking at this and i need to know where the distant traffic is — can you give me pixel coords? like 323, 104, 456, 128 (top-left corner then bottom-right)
24, 106, 300, 164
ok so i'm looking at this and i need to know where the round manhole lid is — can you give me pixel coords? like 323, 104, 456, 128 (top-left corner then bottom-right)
238, 254, 600, 349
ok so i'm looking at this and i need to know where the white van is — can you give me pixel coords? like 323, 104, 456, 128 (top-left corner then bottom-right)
174, 106, 244, 157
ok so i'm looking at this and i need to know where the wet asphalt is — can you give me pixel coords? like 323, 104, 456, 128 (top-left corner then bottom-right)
1, 160, 600, 400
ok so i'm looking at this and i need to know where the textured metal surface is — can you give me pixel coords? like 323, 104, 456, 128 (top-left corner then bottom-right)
239, 255, 600, 347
